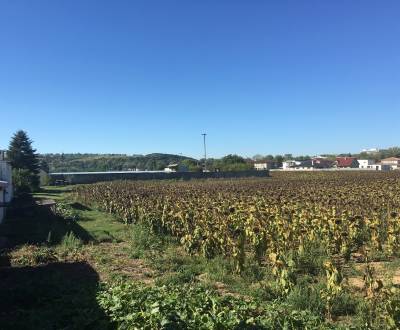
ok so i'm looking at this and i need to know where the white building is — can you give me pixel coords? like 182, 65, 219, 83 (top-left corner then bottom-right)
374, 163, 392, 171
381, 157, 400, 170
358, 159, 392, 171
358, 159, 376, 169
282, 160, 298, 170
282, 160, 313, 170
254, 161, 274, 171
164, 163, 189, 173
0, 151, 13, 223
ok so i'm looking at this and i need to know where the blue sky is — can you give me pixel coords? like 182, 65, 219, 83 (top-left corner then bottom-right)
1, 0, 399, 159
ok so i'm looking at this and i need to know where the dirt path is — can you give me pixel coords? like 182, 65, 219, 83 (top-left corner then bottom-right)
347, 261, 400, 290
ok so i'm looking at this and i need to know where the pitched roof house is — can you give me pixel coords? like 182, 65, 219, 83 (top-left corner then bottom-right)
312, 157, 335, 169
381, 157, 400, 170
336, 157, 359, 168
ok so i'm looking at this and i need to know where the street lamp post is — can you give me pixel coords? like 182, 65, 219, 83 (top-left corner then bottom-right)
202, 133, 207, 172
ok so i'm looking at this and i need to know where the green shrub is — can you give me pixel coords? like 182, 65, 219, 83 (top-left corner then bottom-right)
295, 240, 328, 276
130, 224, 165, 259
286, 280, 325, 317
12, 168, 37, 195
55, 203, 80, 221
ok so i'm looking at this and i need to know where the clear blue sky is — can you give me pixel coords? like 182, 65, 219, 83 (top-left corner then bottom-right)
1, 0, 399, 159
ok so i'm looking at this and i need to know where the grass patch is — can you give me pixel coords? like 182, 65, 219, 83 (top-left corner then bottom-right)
60, 231, 83, 250
71, 206, 128, 243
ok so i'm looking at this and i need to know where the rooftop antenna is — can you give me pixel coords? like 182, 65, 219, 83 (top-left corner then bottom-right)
202, 133, 207, 172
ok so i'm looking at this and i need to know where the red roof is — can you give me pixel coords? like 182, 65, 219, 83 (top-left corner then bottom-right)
336, 157, 357, 167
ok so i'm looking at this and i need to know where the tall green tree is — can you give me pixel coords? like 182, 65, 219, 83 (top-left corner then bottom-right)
8, 130, 40, 191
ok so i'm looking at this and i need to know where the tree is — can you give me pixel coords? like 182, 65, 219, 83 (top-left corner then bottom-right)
39, 159, 50, 173
274, 155, 284, 168
181, 159, 202, 172
252, 154, 264, 161
8, 130, 40, 191
212, 154, 253, 171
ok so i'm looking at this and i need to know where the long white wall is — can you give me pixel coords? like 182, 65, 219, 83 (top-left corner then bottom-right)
0, 161, 13, 223
0, 161, 13, 202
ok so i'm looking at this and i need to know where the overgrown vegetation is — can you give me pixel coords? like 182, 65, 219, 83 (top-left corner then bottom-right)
76, 172, 400, 271
74, 172, 400, 328
2, 172, 400, 329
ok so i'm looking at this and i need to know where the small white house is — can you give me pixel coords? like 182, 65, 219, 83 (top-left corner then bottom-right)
282, 160, 299, 170
0, 151, 13, 223
282, 160, 313, 170
358, 159, 376, 169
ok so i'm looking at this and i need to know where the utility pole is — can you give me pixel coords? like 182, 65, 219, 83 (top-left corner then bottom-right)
202, 133, 207, 172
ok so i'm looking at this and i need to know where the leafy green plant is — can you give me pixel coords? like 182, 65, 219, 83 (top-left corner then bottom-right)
55, 202, 80, 221
269, 252, 296, 296
97, 281, 330, 329
321, 261, 343, 321
285, 279, 325, 317
130, 224, 165, 259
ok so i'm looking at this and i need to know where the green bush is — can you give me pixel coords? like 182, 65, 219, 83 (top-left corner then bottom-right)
130, 224, 165, 259
286, 281, 325, 317
55, 203, 80, 221
12, 168, 37, 195
295, 240, 328, 276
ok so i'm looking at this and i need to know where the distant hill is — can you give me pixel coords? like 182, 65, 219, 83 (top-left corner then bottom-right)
40, 153, 197, 172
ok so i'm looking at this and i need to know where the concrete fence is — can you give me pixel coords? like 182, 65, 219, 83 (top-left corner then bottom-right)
50, 170, 269, 185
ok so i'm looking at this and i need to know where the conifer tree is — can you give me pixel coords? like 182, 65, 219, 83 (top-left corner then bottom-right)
8, 130, 40, 191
